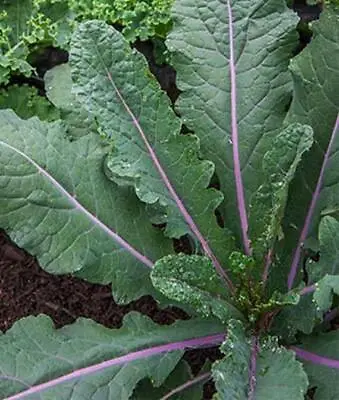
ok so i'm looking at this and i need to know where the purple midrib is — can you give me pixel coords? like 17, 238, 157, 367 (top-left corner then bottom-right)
4, 333, 225, 400
0, 140, 153, 268
247, 335, 260, 399
288, 114, 339, 289
102, 67, 235, 291
227, 0, 251, 256
291, 345, 339, 369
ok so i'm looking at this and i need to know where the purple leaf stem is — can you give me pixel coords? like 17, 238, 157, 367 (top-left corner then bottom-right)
288, 115, 339, 289
300, 284, 316, 296
291, 345, 339, 369
105, 70, 235, 293
247, 335, 260, 400
4, 333, 226, 400
227, 0, 251, 256
160, 372, 211, 400
0, 140, 153, 268
262, 248, 273, 283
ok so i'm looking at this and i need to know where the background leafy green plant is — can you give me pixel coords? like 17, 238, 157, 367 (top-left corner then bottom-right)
0, 0, 173, 86
0, 83, 59, 120
0, 0, 74, 84
68, 0, 174, 41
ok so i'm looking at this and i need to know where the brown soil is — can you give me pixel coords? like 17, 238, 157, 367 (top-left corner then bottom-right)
0, 230, 221, 398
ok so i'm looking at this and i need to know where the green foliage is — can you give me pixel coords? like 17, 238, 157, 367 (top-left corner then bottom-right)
70, 20, 234, 265
308, 217, 339, 283
271, 292, 321, 342
0, 0, 74, 84
253, 338, 308, 400
68, 0, 174, 41
314, 274, 339, 312
0, 110, 173, 303
0, 312, 223, 398
0, 84, 59, 121
212, 320, 251, 399
44, 63, 98, 138
133, 360, 208, 399
212, 321, 308, 400
151, 254, 243, 323
0, 0, 173, 86
274, 4, 339, 291
249, 124, 314, 263
167, 0, 299, 243
299, 330, 339, 399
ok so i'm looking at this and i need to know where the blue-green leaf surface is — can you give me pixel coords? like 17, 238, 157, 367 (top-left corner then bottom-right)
167, 0, 298, 245
298, 330, 339, 400
151, 254, 243, 323
248, 123, 313, 265
0, 110, 172, 303
0, 312, 224, 399
273, 7, 339, 291
70, 20, 235, 275
212, 321, 308, 399
308, 216, 339, 282
44, 63, 98, 139
314, 274, 339, 313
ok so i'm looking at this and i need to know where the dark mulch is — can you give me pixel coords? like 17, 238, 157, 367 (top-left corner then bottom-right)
0, 231, 221, 398
0, 231, 189, 331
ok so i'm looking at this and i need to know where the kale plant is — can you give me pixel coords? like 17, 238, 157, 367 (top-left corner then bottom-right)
68, 0, 175, 41
0, 0, 173, 85
0, 0, 74, 85
0, 0, 339, 398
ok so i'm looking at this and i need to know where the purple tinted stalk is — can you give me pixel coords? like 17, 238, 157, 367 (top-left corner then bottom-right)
247, 335, 260, 400
160, 372, 211, 400
291, 346, 339, 369
4, 333, 225, 400
300, 284, 316, 296
0, 141, 153, 268
262, 248, 273, 283
288, 115, 339, 290
106, 71, 235, 293
226, 1, 251, 256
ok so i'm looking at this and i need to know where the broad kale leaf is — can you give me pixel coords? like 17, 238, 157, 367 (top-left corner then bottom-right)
248, 123, 313, 266
0, 312, 224, 399
309, 216, 339, 283
44, 63, 98, 139
167, 0, 299, 247
70, 20, 235, 281
132, 360, 208, 400
0, 111, 172, 303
